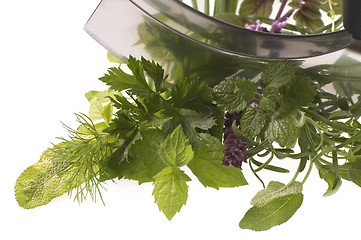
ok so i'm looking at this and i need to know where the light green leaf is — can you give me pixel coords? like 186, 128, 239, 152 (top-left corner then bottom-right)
188, 133, 247, 189
251, 181, 303, 207
265, 114, 300, 148
153, 166, 191, 220
239, 193, 303, 231
213, 77, 257, 112
177, 109, 216, 131
101, 102, 113, 125
15, 147, 73, 209
118, 129, 167, 184
158, 125, 194, 167
107, 52, 123, 63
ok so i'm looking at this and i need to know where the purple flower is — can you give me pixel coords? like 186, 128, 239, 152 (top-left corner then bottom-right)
245, 20, 268, 32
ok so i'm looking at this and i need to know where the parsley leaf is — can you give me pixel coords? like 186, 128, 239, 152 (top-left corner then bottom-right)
213, 77, 257, 112
152, 166, 191, 220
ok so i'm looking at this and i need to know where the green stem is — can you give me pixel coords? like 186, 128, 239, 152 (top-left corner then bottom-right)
301, 108, 356, 134
204, 0, 210, 15
301, 146, 333, 184
191, 0, 198, 10
249, 158, 265, 188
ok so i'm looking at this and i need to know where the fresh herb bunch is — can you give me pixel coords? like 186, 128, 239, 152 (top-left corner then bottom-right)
15, 54, 361, 231
14, 0, 361, 232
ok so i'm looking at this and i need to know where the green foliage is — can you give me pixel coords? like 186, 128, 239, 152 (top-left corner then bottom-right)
188, 133, 248, 189
239, 0, 275, 18
152, 166, 191, 220
213, 77, 257, 112
158, 125, 194, 167
239, 191, 303, 231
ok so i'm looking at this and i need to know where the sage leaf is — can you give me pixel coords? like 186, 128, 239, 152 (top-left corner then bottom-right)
152, 167, 191, 220
188, 133, 248, 189
158, 125, 194, 167
15, 147, 73, 209
239, 192, 303, 231
250, 181, 303, 207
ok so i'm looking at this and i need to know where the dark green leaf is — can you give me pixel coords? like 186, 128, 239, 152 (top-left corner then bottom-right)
261, 61, 297, 87
187, 133, 248, 189
291, 1, 324, 32
153, 166, 191, 220
239, 0, 275, 18
213, 77, 257, 112
171, 78, 213, 111
118, 129, 167, 184
141, 57, 167, 92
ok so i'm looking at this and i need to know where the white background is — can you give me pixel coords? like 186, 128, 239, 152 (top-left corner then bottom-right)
1, 1, 361, 239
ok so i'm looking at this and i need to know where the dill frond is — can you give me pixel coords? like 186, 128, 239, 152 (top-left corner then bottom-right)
51, 113, 113, 204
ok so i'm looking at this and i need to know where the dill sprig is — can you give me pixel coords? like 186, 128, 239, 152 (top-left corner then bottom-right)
51, 113, 113, 204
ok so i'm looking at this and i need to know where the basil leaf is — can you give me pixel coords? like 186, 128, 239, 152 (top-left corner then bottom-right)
152, 166, 191, 220
213, 77, 257, 112
158, 125, 194, 167
238, 0, 275, 18
187, 133, 248, 189
239, 192, 303, 231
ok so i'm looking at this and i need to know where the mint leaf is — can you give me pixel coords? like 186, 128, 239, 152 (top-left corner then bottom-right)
213, 77, 257, 112
238, 0, 275, 18
118, 129, 167, 184
261, 61, 297, 87
250, 181, 303, 207
188, 133, 248, 189
15, 147, 73, 209
278, 76, 317, 112
239, 192, 303, 231
152, 167, 191, 220
240, 107, 269, 138
265, 114, 300, 148
158, 125, 194, 167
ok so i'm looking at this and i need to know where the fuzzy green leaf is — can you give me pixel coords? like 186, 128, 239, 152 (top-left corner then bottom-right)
213, 77, 257, 112
240, 107, 269, 138
261, 61, 297, 87
265, 114, 300, 148
239, 192, 303, 231
153, 167, 191, 220
250, 181, 303, 207
15, 147, 73, 209
188, 133, 247, 189
158, 125, 194, 167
